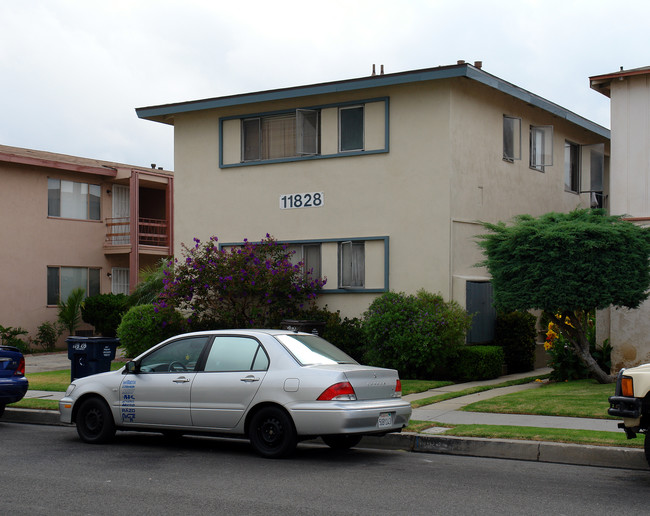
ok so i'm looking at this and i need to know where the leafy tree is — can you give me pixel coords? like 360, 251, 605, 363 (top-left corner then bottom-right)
81, 293, 130, 337
478, 209, 650, 383
157, 234, 326, 329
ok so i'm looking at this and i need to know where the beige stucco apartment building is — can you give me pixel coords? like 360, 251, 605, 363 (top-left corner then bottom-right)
137, 62, 609, 343
591, 66, 650, 369
0, 145, 173, 341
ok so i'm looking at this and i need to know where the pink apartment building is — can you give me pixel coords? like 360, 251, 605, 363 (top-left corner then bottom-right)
0, 145, 173, 343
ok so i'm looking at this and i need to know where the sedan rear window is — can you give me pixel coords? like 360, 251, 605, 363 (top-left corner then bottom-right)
275, 334, 358, 366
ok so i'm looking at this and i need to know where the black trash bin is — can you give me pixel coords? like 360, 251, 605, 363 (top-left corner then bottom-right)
280, 319, 326, 336
67, 336, 120, 381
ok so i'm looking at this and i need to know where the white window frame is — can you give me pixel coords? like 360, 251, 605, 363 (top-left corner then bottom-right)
111, 267, 130, 295
564, 140, 580, 193
530, 125, 553, 172
503, 116, 521, 161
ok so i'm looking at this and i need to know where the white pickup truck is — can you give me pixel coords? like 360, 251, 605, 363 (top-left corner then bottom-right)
608, 364, 650, 466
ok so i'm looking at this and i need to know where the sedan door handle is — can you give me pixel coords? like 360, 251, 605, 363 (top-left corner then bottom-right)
173, 376, 191, 383
241, 375, 260, 383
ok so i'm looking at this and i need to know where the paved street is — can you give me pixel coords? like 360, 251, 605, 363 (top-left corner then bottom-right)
3, 423, 650, 515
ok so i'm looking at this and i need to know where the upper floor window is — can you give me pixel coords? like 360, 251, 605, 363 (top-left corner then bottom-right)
48, 178, 101, 220
564, 141, 580, 193
530, 125, 553, 172
503, 116, 521, 161
339, 106, 364, 152
242, 110, 320, 161
47, 266, 100, 305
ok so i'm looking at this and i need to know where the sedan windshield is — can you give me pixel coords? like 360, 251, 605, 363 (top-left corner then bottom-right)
275, 334, 358, 366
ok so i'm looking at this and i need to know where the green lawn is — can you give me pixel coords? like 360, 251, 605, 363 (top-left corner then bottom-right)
460, 378, 615, 419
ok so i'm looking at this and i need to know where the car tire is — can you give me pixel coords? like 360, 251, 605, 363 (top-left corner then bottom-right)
76, 397, 116, 444
322, 434, 363, 450
645, 433, 650, 468
248, 406, 297, 459
0, 404, 4, 418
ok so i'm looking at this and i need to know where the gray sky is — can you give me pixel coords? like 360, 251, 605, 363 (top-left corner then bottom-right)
1, 0, 646, 170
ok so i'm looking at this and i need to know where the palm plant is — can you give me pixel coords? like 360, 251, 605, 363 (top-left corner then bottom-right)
57, 288, 86, 335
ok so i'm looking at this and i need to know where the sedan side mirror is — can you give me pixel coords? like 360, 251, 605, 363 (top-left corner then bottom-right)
124, 361, 139, 374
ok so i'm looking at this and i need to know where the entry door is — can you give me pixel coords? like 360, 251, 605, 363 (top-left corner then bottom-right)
119, 336, 208, 427
191, 336, 269, 429
466, 281, 496, 344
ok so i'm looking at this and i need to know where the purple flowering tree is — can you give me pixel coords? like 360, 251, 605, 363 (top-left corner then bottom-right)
157, 234, 326, 328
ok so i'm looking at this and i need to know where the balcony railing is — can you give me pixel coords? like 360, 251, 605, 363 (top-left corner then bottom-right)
105, 217, 169, 247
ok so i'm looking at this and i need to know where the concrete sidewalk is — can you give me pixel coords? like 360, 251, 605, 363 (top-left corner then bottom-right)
5, 355, 647, 470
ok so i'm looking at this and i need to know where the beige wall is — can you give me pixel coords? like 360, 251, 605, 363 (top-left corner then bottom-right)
0, 164, 115, 339
605, 74, 650, 369
171, 78, 608, 319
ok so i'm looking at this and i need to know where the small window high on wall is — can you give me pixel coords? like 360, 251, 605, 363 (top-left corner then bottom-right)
503, 116, 521, 161
530, 125, 553, 172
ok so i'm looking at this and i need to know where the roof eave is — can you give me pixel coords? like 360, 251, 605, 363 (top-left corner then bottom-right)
137, 63, 610, 139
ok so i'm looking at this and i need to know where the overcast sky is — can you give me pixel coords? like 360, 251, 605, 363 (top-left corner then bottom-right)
1, 0, 647, 170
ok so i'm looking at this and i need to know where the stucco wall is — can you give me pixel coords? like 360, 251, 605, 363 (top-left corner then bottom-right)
0, 164, 115, 338
171, 77, 609, 320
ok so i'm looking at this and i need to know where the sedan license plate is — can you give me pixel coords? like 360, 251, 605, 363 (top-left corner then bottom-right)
378, 412, 393, 428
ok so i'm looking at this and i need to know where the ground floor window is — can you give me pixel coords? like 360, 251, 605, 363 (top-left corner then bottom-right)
339, 241, 365, 288
111, 267, 130, 295
47, 266, 100, 305
287, 243, 322, 280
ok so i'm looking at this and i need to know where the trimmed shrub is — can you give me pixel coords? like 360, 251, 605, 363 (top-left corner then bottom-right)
495, 311, 537, 373
362, 290, 473, 379
82, 293, 130, 337
116, 304, 186, 358
294, 306, 366, 362
450, 345, 504, 381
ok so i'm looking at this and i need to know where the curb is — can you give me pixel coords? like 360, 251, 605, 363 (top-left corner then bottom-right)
5, 408, 647, 470
3, 408, 69, 427
361, 433, 648, 471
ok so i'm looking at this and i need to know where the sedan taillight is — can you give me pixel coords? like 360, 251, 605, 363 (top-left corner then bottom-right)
14, 356, 25, 376
317, 382, 357, 401
393, 379, 402, 398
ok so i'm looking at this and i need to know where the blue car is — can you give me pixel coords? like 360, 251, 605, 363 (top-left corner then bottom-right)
0, 345, 29, 417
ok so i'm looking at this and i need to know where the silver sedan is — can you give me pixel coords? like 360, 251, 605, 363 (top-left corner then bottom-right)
59, 329, 412, 458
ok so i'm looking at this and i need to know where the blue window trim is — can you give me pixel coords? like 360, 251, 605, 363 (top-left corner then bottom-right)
219, 236, 389, 293
218, 97, 390, 168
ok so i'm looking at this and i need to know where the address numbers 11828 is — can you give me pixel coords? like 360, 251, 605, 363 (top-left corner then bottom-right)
279, 192, 324, 209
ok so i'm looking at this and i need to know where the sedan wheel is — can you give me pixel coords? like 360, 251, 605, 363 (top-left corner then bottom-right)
645, 433, 650, 468
322, 434, 363, 450
249, 407, 297, 459
76, 397, 116, 444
